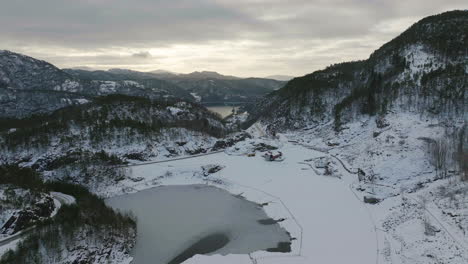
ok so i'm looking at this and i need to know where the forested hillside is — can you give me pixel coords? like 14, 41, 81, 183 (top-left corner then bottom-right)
248, 10, 467, 131
0, 166, 136, 264
0, 95, 228, 191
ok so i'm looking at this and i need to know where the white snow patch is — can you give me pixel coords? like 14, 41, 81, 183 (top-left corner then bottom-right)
190, 92, 202, 102
61, 80, 81, 92
0, 237, 21, 256
99, 81, 118, 93
123, 80, 144, 88
166, 106, 184, 115
74, 98, 90, 105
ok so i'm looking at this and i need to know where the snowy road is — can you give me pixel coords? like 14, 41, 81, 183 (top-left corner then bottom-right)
117, 150, 225, 168
50, 192, 76, 206
0, 226, 35, 248
125, 139, 377, 264
0, 192, 75, 253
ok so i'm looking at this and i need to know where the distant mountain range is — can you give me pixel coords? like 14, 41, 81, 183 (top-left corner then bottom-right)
65, 68, 286, 106
0, 50, 195, 118
0, 51, 287, 118
265, 75, 295, 81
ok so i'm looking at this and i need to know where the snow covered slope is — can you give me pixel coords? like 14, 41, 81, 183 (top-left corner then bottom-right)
238, 10, 468, 264
284, 113, 467, 264
248, 11, 467, 132
0, 95, 228, 192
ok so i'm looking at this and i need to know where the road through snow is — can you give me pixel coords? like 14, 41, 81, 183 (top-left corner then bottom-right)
0, 192, 75, 252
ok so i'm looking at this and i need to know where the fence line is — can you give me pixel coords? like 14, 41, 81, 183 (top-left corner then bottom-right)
205, 177, 305, 263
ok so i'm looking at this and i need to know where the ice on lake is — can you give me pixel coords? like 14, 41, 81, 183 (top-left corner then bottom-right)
106, 184, 291, 264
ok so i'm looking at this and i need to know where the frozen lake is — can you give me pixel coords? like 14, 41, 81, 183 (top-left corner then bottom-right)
106, 185, 291, 264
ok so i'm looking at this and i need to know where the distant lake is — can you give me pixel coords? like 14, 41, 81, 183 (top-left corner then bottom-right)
106, 185, 290, 264
206, 106, 235, 118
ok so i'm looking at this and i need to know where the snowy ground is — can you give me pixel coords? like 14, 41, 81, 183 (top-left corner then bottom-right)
284, 113, 468, 264
0, 236, 20, 256
105, 135, 377, 264
3, 112, 464, 264
103, 113, 467, 264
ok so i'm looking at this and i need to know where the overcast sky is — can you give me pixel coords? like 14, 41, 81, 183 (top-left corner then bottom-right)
0, 0, 466, 77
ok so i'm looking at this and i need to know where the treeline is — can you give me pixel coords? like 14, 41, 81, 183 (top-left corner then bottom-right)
370, 10, 467, 59
0, 165, 136, 264
278, 60, 365, 99
0, 164, 44, 191
278, 47, 464, 132
33, 150, 126, 172
1, 94, 226, 152
29, 149, 129, 192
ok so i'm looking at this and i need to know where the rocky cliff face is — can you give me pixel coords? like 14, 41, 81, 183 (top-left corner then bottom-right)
248, 11, 467, 132
0, 51, 193, 118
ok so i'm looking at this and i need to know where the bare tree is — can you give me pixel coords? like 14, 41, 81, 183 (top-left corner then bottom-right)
425, 126, 467, 181
429, 138, 449, 179
456, 126, 467, 181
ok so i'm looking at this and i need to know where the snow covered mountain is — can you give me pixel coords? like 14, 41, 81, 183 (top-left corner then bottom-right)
237, 11, 468, 264
0, 51, 193, 118
247, 10, 466, 131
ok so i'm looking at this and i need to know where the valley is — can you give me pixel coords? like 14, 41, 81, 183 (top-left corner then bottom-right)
0, 8, 466, 264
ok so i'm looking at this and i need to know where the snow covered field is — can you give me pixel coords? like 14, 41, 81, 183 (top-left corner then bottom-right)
282, 113, 468, 264
103, 114, 467, 264
106, 136, 378, 264
3, 114, 464, 264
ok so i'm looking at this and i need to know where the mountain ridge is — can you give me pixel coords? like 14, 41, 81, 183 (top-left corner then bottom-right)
0, 51, 195, 118
265, 75, 295, 81
65, 68, 286, 105
246, 10, 467, 132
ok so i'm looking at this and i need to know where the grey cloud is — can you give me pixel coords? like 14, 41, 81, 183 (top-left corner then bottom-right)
132, 51, 152, 58
41, 53, 164, 70
0, 0, 266, 48
0, 0, 466, 76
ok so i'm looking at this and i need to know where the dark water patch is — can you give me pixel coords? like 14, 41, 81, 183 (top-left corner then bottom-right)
266, 242, 292, 253
168, 233, 230, 264
258, 218, 286, 225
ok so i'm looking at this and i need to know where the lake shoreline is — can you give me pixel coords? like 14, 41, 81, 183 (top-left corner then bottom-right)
106, 184, 291, 264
